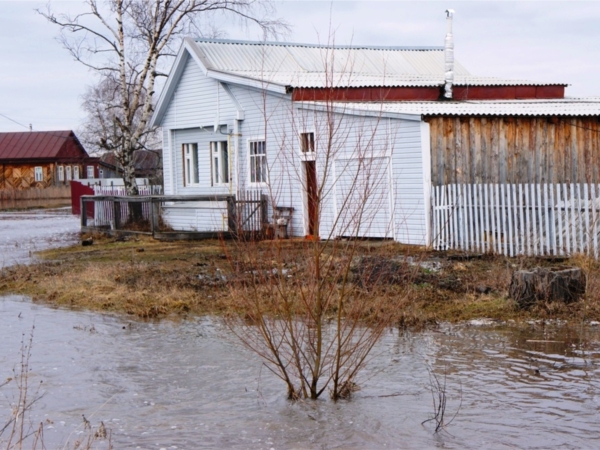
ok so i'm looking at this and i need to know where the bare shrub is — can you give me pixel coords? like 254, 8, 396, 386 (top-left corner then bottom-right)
223, 40, 417, 401
1, 328, 45, 448
0, 328, 112, 450
422, 368, 462, 433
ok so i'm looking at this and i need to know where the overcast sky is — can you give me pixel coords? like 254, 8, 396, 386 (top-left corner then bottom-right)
1, 0, 600, 133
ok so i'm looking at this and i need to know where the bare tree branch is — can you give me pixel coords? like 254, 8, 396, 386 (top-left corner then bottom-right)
41, 0, 288, 201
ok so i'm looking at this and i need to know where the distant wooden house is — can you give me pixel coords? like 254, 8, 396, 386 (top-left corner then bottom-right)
98, 150, 162, 182
0, 130, 99, 189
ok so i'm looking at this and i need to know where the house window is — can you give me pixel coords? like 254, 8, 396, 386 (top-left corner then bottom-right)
211, 141, 229, 185
300, 132, 315, 153
58, 166, 64, 181
249, 140, 267, 184
87, 166, 95, 178
73, 166, 80, 180
66, 165, 72, 181
183, 143, 199, 185
34, 167, 43, 182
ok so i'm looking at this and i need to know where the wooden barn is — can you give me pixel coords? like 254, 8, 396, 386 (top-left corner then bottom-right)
0, 130, 98, 190
149, 14, 600, 256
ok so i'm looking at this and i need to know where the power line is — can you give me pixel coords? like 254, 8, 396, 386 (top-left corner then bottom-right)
0, 113, 29, 131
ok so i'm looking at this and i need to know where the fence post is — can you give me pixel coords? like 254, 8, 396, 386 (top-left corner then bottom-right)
227, 195, 237, 233
261, 194, 268, 228
113, 197, 121, 230
150, 197, 160, 235
81, 198, 88, 227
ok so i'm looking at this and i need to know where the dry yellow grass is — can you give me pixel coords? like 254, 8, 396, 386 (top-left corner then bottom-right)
1, 234, 600, 326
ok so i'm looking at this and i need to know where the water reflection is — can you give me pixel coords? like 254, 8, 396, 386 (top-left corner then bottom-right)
1, 296, 599, 449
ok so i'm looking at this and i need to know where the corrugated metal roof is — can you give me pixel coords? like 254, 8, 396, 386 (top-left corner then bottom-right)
194, 39, 469, 85
192, 39, 566, 88
301, 98, 600, 116
0, 130, 78, 161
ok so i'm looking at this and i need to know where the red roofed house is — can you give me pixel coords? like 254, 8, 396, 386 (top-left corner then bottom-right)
0, 130, 99, 190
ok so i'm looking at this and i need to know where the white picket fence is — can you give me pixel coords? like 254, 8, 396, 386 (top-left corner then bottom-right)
93, 185, 162, 227
432, 183, 600, 258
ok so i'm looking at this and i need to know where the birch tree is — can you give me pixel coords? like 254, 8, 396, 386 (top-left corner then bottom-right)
41, 0, 286, 196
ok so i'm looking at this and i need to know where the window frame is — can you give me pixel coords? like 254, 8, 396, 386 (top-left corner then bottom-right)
299, 131, 316, 162
65, 165, 72, 181
87, 166, 95, 178
248, 138, 268, 186
34, 166, 43, 182
73, 165, 80, 180
182, 143, 200, 186
210, 141, 230, 186
57, 165, 64, 182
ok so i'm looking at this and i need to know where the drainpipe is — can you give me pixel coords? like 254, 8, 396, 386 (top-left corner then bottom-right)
444, 9, 455, 99
219, 82, 245, 195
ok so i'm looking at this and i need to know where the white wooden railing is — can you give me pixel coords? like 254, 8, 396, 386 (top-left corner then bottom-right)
432, 183, 600, 258
93, 185, 162, 226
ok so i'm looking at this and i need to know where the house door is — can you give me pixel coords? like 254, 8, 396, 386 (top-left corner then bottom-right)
304, 161, 318, 237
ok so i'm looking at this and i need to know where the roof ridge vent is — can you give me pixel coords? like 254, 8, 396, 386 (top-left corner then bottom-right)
444, 9, 455, 99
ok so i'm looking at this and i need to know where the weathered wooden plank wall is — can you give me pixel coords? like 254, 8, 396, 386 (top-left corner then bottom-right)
0, 164, 56, 189
428, 116, 600, 186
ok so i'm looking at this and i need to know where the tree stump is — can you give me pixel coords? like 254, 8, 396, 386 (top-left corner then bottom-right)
509, 267, 586, 309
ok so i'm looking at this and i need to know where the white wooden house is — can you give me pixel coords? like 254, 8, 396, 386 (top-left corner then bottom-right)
150, 36, 600, 253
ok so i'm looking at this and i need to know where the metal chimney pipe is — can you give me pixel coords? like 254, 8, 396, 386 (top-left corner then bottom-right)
444, 9, 455, 99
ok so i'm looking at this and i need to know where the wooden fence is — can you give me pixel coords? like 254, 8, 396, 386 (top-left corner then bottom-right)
432, 183, 600, 258
92, 185, 162, 227
234, 190, 268, 234
81, 191, 268, 240
0, 186, 71, 201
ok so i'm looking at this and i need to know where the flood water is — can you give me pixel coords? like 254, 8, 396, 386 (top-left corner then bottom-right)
0, 207, 80, 266
1, 296, 599, 449
1, 210, 600, 449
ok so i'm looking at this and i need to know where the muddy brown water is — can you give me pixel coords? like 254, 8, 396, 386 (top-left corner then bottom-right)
1, 210, 600, 449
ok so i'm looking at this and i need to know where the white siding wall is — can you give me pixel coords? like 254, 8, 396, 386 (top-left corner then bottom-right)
162, 202, 228, 232
161, 55, 237, 130
228, 84, 304, 235
156, 54, 428, 241
297, 110, 426, 242
305, 111, 395, 239
391, 119, 428, 245
159, 56, 239, 229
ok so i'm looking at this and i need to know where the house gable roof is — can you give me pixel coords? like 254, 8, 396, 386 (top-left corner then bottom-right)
187, 39, 568, 89
151, 38, 292, 126
0, 130, 89, 162
151, 38, 570, 126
